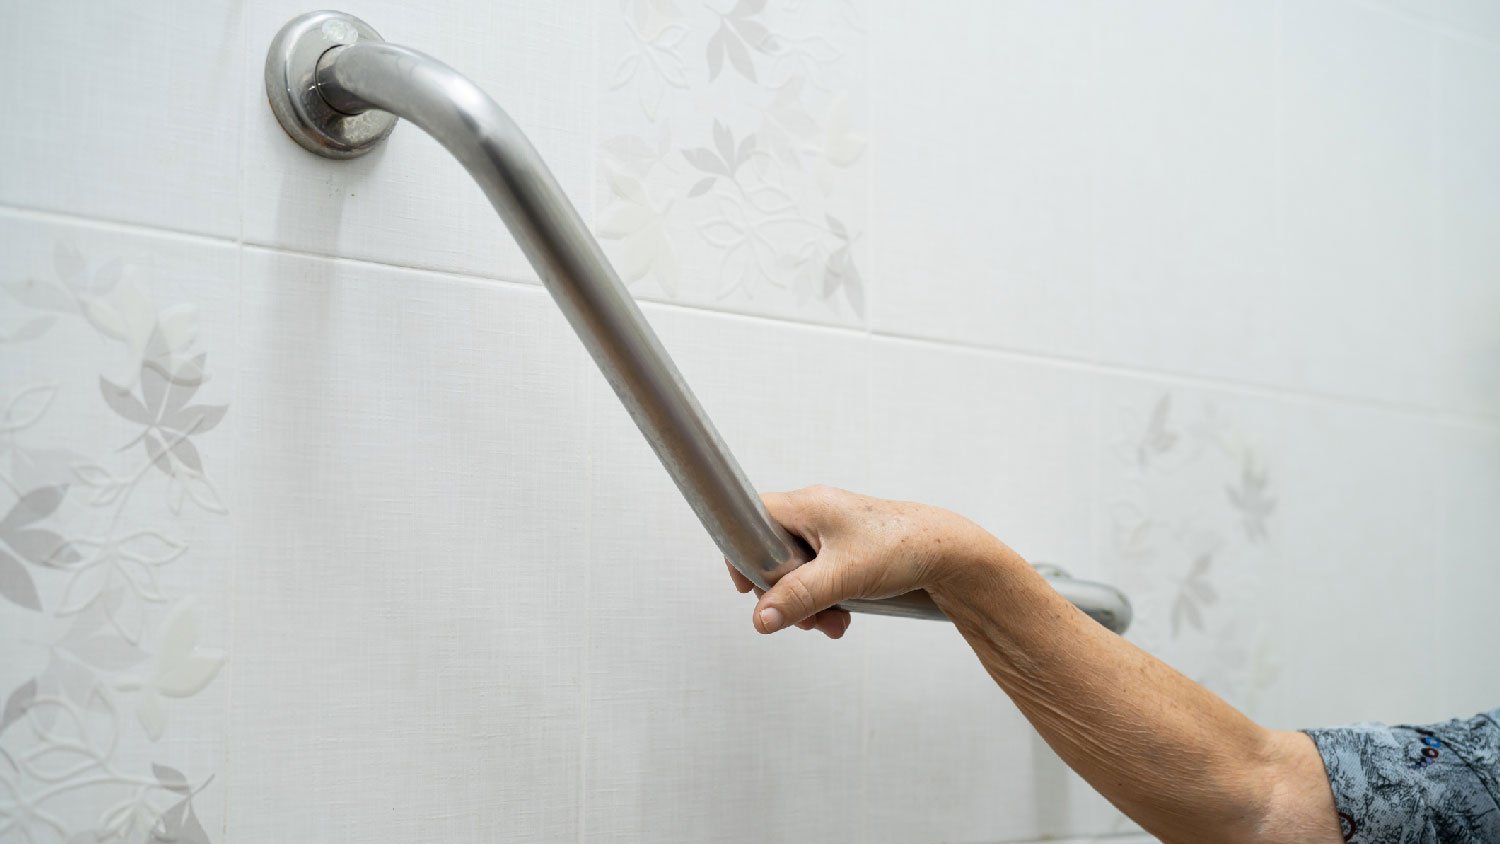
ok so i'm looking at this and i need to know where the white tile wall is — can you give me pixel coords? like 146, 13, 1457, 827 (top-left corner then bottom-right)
581, 306, 869, 840
1277, 0, 1440, 408
1092, 0, 1280, 390
864, 343, 1119, 841
2, 1, 1497, 842
594, 0, 872, 327
1438, 422, 1500, 717
869, 0, 1098, 360
224, 250, 592, 840
239, 0, 595, 283
0, 211, 238, 839
1434, 36, 1500, 418
0, 3, 244, 238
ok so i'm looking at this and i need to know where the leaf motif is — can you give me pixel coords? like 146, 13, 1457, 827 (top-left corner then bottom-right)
99, 377, 151, 424
118, 531, 187, 566
141, 363, 170, 416
1, 485, 66, 531
0, 679, 37, 734
1188, 578, 1219, 604
153, 762, 191, 793
82, 295, 128, 341
713, 120, 734, 165
596, 203, 653, 240
706, 28, 726, 80
0, 315, 57, 343
6, 527, 78, 565
169, 435, 203, 473
729, 0, 766, 17
608, 52, 641, 91
603, 134, 656, 164
603, 164, 649, 205
0, 548, 42, 611
150, 351, 207, 387
843, 261, 866, 317
687, 177, 717, 198
1190, 553, 1212, 577
73, 464, 114, 487
823, 248, 848, 298
67, 634, 148, 671
682, 148, 729, 176
172, 800, 213, 844
153, 600, 225, 697
155, 304, 199, 356
144, 432, 173, 476
105, 585, 147, 644
825, 215, 849, 241
54, 242, 87, 289
169, 388, 220, 430
91, 257, 124, 296
137, 687, 165, 741
722, 29, 757, 81
180, 469, 227, 515
4, 384, 57, 430
2, 277, 75, 313
734, 134, 756, 170
731, 17, 773, 52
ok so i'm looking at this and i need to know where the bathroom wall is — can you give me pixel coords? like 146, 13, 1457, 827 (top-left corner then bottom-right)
2, 0, 1497, 841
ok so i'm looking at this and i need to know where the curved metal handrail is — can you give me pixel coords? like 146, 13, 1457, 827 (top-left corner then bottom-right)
264, 11, 1132, 633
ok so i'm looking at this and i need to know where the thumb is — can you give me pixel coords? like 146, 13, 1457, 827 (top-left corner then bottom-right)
754, 557, 847, 634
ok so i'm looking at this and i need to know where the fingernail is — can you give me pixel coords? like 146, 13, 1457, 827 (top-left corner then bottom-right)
759, 607, 783, 632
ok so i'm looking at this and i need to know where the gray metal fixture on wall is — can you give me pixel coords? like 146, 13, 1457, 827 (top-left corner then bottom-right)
263, 10, 1132, 633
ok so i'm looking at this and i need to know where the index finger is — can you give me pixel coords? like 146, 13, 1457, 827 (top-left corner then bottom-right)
724, 557, 755, 594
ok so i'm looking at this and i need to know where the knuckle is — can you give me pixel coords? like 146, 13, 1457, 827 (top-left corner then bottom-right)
781, 570, 821, 617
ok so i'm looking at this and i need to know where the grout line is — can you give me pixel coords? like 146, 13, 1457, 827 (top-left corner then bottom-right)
869, 328, 1500, 432
5, 202, 1498, 434
0, 204, 240, 250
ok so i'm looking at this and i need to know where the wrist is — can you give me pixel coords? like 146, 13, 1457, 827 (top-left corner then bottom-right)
923, 518, 1033, 608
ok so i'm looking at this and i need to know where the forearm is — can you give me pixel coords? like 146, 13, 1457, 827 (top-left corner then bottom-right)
928, 538, 1338, 843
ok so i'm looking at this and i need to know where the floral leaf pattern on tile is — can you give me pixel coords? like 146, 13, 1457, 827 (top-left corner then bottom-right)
1107, 391, 1278, 711
0, 240, 226, 842
1172, 552, 1219, 636
1227, 455, 1276, 542
598, 0, 868, 321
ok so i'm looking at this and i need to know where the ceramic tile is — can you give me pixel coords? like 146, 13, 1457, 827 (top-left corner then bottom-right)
1249, 399, 1446, 729
1097, 378, 1286, 723
1276, 0, 1441, 407
1093, 1, 1282, 393
240, 0, 594, 284
1434, 0, 1500, 42
0, 3, 243, 238
0, 211, 238, 840
1437, 422, 1500, 716
1099, 370, 1455, 735
593, 0, 871, 327
868, 339, 1100, 577
864, 339, 1115, 842
1370, 0, 1500, 42
580, 305, 868, 841
1433, 38, 1500, 419
868, 0, 1097, 360
224, 249, 591, 840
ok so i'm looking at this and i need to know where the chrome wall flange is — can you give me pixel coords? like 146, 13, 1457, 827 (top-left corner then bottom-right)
264, 11, 398, 158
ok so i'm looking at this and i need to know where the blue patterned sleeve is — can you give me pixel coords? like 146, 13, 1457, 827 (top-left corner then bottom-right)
1303, 708, 1500, 842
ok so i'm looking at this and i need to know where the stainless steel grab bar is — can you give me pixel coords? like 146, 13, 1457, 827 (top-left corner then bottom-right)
264, 11, 1132, 633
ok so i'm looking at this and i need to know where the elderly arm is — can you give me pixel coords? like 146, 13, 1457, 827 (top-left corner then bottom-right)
729, 486, 1342, 844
